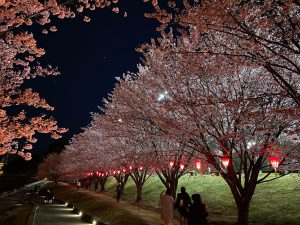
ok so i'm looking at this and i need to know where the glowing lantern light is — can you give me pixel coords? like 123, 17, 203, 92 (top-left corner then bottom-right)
269, 156, 280, 177
169, 160, 174, 167
195, 160, 201, 170
123, 169, 126, 173
113, 171, 116, 175
117, 170, 120, 174
139, 166, 143, 170
269, 156, 280, 169
129, 166, 132, 170
101, 173, 104, 177
180, 163, 184, 170
221, 157, 230, 169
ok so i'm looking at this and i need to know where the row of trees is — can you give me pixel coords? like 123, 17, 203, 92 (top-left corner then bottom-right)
38, 1, 300, 225
0, 0, 123, 159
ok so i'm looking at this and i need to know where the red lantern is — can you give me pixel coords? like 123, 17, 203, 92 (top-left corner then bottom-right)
139, 166, 143, 170
195, 160, 201, 170
269, 156, 280, 169
117, 170, 120, 174
129, 166, 132, 170
169, 160, 174, 167
113, 171, 116, 175
123, 169, 126, 173
221, 157, 230, 169
180, 163, 184, 170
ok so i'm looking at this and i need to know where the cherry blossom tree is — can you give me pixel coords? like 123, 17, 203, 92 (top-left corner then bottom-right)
145, 0, 300, 104
133, 35, 300, 225
0, 0, 123, 159
37, 152, 62, 186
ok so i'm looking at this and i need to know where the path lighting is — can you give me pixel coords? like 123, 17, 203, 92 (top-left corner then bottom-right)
269, 156, 280, 177
93, 219, 97, 225
221, 157, 230, 169
169, 160, 174, 167
79, 211, 82, 216
180, 163, 184, 170
195, 160, 201, 170
65, 202, 68, 206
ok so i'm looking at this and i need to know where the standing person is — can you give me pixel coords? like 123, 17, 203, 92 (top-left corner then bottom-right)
175, 187, 192, 225
116, 182, 123, 202
76, 180, 81, 192
187, 194, 208, 225
159, 189, 175, 225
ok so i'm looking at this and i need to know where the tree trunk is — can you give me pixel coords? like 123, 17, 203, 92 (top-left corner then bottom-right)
94, 179, 99, 191
136, 185, 142, 203
237, 199, 250, 225
100, 183, 105, 191
169, 178, 178, 199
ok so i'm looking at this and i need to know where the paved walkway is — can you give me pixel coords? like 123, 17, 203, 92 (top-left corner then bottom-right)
78, 188, 180, 225
33, 202, 89, 225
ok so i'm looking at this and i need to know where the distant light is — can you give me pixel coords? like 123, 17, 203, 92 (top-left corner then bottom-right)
139, 166, 143, 170
169, 160, 174, 167
79, 211, 82, 216
65, 202, 68, 206
180, 163, 184, 170
157, 91, 168, 102
118, 118, 123, 122
195, 160, 201, 170
93, 219, 97, 225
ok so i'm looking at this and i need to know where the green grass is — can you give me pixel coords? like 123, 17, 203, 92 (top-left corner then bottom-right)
55, 174, 300, 225
54, 186, 152, 225
102, 173, 300, 225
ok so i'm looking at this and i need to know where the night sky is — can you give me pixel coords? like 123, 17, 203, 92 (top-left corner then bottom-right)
24, 1, 158, 155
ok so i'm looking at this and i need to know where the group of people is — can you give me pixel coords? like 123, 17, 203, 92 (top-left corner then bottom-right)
159, 187, 208, 225
44, 189, 54, 204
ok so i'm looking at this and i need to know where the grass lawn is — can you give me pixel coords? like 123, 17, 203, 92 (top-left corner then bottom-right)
0, 204, 33, 225
55, 173, 300, 225
54, 185, 154, 225
103, 173, 300, 225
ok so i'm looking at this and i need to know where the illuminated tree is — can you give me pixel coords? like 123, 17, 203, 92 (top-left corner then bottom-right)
37, 152, 62, 186
145, 0, 300, 104
0, 0, 122, 158
134, 35, 300, 225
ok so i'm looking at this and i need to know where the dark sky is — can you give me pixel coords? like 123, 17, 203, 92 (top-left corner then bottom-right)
23, 1, 158, 155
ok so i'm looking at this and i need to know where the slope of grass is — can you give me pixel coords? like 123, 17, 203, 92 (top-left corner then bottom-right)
102, 173, 300, 225
54, 186, 153, 225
